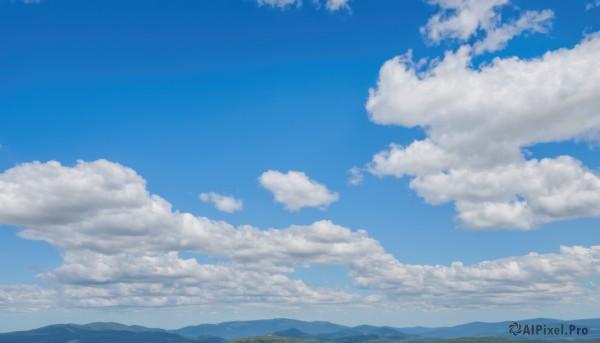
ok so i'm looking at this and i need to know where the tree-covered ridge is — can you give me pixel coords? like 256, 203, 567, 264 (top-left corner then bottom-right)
232, 336, 600, 343
1, 318, 599, 342
0, 324, 224, 343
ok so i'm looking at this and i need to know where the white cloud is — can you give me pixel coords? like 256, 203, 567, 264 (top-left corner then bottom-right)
353, 245, 600, 309
1, 160, 600, 311
587, 1, 600, 11
44, 252, 359, 308
411, 157, 600, 229
259, 170, 339, 211
367, 34, 600, 229
369, 140, 451, 178
421, 0, 509, 44
347, 167, 364, 185
0, 285, 56, 312
325, 0, 349, 11
256, 0, 349, 11
473, 10, 554, 55
199, 192, 243, 214
422, 0, 553, 55
256, 0, 298, 8
0, 160, 364, 308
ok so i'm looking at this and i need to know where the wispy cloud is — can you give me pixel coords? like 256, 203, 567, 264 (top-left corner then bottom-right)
421, 0, 553, 55
199, 192, 243, 214
256, 0, 350, 12
256, 0, 298, 9
323, 0, 350, 11
586, 0, 600, 11
347, 167, 364, 185
421, 0, 510, 44
472, 9, 554, 55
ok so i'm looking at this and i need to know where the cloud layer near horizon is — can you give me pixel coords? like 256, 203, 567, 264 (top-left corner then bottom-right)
1, 160, 599, 311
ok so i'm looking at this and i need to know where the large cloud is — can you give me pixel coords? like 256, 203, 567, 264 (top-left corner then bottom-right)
1, 160, 600, 311
0, 160, 369, 308
367, 34, 600, 229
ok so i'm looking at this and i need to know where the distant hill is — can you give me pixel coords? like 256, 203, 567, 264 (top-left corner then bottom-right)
395, 326, 436, 335
173, 318, 347, 339
1, 317, 599, 342
175, 317, 600, 341
68, 322, 162, 332
272, 328, 315, 338
0, 323, 225, 343
399, 318, 600, 340
270, 325, 408, 342
351, 324, 408, 338
232, 335, 600, 343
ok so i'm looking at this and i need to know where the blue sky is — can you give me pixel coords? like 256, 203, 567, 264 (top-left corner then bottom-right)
1, 0, 600, 332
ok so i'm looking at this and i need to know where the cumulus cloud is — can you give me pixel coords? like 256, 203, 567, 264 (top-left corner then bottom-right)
0, 160, 362, 308
1, 160, 600, 310
199, 192, 243, 213
410, 157, 600, 229
259, 170, 339, 211
367, 34, 600, 229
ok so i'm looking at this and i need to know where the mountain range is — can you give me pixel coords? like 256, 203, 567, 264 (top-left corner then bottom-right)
0, 318, 598, 342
